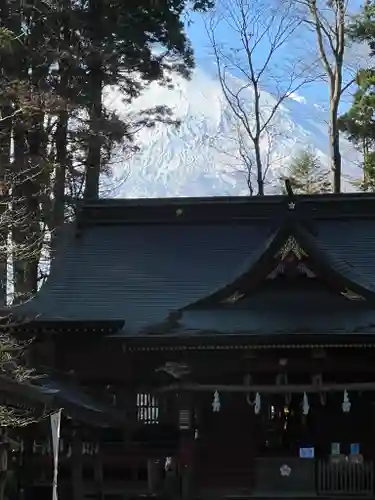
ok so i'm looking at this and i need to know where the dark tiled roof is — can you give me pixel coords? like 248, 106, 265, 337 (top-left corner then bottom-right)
315, 220, 375, 282
175, 287, 375, 335
20, 222, 272, 331
16, 194, 375, 336
0, 373, 125, 427
36, 376, 126, 427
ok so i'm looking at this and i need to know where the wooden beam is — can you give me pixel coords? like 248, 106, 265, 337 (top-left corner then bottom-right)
156, 381, 375, 394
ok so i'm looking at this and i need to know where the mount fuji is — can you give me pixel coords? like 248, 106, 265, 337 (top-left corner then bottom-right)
103, 66, 358, 198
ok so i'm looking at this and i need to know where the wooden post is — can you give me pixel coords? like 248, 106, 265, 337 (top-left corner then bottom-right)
178, 395, 195, 500
147, 458, 160, 494
180, 432, 194, 500
94, 443, 104, 500
72, 429, 83, 500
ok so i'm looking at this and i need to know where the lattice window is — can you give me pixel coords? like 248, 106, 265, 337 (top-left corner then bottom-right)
136, 393, 159, 424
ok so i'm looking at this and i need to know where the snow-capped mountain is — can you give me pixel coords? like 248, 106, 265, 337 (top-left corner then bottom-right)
102, 67, 357, 198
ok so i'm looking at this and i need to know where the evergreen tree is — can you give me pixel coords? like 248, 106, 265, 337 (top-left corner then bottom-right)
0, 0, 214, 302
338, 1, 375, 191
339, 70, 375, 191
280, 150, 331, 194
0, 0, 218, 431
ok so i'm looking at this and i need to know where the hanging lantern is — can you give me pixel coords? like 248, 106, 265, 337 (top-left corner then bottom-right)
342, 390, 351, 413
302, 392, 310, 415
212, 391, 221, 412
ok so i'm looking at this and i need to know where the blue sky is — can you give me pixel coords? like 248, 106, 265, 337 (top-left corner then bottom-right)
186, 11, 326, 108
185, 2, 367, 113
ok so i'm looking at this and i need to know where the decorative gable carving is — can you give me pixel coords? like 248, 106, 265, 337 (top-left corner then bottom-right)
277, 235, 307, 261
268, 235, 313, 279
211, 228, 373, 308
267, 261, 315, 279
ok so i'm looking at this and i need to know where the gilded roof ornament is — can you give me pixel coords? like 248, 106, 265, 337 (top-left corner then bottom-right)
277, 236, 307, 261
221, 291, 245, 304
341, 289, 365, 301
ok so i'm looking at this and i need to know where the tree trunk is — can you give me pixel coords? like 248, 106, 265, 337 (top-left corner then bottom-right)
84, 0, 103, 201
11, 118, 41, 302
10, 0, 42, 303
254, 139, 264, 196
52, 109, 68, 250
12, 119, 28, 304
26, 107, 45, 296
329, 67, 343, 194
0, 445, 8, 500
329, 106, 342, 193
51, 2, 71, 251
0, 104, 11, 306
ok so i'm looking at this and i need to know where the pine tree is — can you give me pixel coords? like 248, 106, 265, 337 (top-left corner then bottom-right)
0, 0, 218, 429
338, 1, 375, 191
0, 0, 215, 301
339, 70, 375, 191
280, 150, 331, 194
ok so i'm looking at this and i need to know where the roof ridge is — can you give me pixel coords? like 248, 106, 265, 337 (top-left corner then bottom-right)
83, 192, 375, 207
77, 194, 375, 227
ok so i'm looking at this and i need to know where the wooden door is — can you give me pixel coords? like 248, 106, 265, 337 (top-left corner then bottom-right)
195, 393, 256, 491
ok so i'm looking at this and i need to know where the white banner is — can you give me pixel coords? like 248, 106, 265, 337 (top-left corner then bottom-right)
50, 410, 62, 500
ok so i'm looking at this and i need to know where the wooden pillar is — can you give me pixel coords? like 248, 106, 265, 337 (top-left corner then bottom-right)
180, 432, 195, 500
94, 443, 104, 500
72, 429, 83, 500
178, 395, 195, 500
147, 458, 160, 494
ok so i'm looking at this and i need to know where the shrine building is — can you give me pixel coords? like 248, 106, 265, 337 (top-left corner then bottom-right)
12, 193, 375, 500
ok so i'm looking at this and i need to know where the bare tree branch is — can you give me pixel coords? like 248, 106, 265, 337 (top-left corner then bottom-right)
205, 0, 319, 195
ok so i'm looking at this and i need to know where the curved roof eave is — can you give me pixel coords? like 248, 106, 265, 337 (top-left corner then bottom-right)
295, 224, 375, 302
181, 220, 375, 310
5, 223, 78, 322
182, 224, 291, 309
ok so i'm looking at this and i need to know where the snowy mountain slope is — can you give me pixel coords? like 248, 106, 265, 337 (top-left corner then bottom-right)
102, 67, 358, 198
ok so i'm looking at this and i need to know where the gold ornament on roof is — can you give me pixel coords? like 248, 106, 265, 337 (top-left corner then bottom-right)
341, 289, 365, 301
221, 291, 245, 304
277, 236, 307, 261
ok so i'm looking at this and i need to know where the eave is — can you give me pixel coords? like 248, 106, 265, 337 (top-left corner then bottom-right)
77, 193, 375, 227
10, 320, 125, 339
118, 332, 375, 352
182, 220, 375, 309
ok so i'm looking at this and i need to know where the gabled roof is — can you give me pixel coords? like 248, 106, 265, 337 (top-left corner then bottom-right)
187, 221, 375, 308
14, 193, 375, 337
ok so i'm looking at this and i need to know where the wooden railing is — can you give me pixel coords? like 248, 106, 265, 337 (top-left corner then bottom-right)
317, 460, 374, 496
